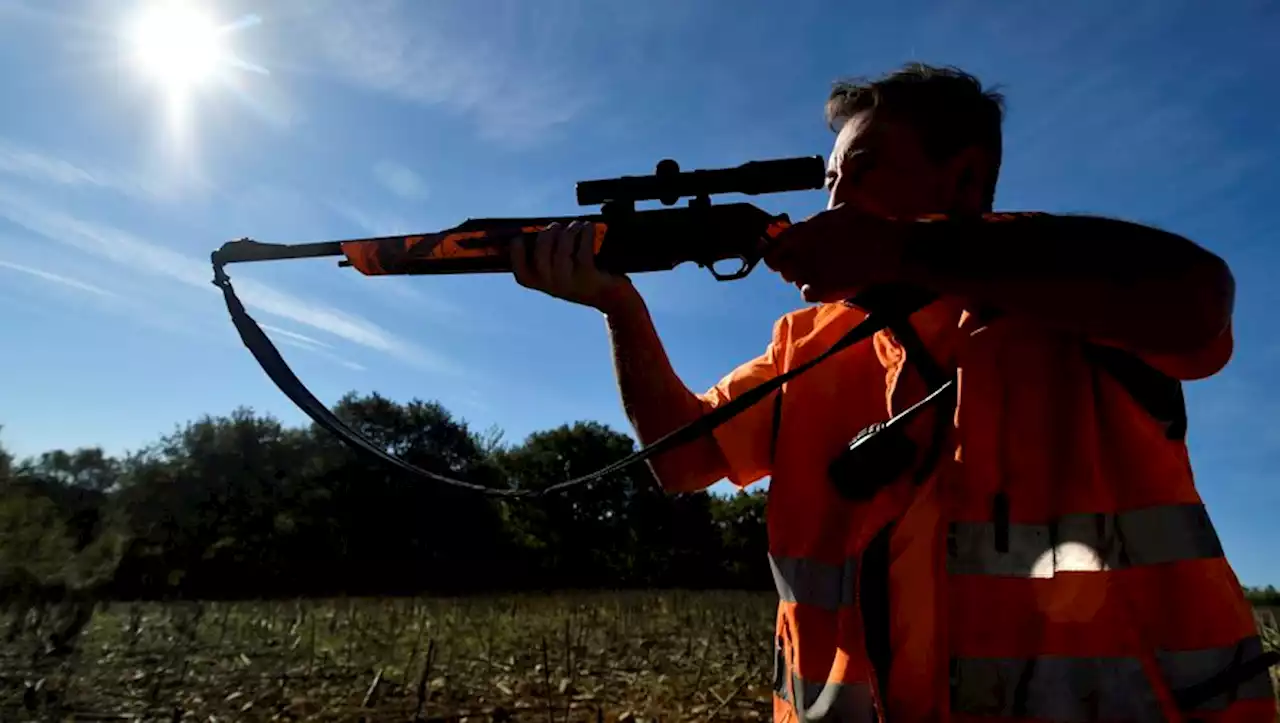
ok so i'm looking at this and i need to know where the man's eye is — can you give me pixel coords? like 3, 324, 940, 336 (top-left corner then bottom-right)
824, 171, 838, 189
844, 152, 877, 185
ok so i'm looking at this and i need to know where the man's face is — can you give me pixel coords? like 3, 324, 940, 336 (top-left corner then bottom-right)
824, 110, 956, 219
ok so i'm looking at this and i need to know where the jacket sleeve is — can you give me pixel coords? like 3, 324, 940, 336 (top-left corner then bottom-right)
696, 316, 787, 488
1129, 321, 1234, 381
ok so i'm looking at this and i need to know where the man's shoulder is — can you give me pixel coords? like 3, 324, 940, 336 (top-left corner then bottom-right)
771, 302, 868, 346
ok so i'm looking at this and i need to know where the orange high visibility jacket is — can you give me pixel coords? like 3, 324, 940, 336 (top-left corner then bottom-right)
698, 298, 1274, 722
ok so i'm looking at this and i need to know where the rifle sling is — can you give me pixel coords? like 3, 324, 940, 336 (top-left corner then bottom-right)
212, 261, 936, 497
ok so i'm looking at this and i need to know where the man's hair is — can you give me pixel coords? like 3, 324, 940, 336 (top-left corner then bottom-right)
824, 63, 1005, 208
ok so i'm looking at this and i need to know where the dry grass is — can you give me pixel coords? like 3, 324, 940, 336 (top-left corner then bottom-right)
1259, 606, 1280, 703
1, 591, 777, 721
1, 593, 1276, 722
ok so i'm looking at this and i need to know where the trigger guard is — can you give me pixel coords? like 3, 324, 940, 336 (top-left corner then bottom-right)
709, 256, 758, 281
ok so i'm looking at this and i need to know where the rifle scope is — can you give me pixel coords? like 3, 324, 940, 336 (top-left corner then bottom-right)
575, 156, 826, 207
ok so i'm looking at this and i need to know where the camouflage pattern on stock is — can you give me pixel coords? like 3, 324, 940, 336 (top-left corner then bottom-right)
341, 224, 608, 276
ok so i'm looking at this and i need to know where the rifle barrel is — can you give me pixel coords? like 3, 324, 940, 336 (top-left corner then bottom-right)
212, 238, 348, 265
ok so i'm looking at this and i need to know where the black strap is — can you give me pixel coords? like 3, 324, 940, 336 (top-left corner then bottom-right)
883, 316, 955, 490
211, 261, 937, 497
859, 315, 955, 702
768, 388, 784, 466
887, 321, 948, 390
1173, 650, 1280, 712
860, 523, 894, 703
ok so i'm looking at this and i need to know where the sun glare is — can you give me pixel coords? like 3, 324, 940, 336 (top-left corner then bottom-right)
127, 1, 225, 93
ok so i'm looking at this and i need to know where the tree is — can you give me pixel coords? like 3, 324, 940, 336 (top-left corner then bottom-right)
22, 447, 120, 492
0, 425, 12, 482
0, 392, 783, 600
711, 488, 771, 589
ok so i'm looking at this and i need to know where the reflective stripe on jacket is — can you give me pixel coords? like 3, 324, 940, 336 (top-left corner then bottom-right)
698, 299, 1274, 722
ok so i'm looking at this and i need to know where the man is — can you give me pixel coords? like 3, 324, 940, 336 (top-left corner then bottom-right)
511, 64, 1274, 722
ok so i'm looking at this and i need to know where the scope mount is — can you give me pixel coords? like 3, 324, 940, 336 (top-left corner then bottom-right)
596, 159, 711, 218
653, 158, 693, 207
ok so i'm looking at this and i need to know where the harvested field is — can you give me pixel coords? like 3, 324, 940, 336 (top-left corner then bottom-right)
1, 591, 778, 721
2, 592, 1276, 721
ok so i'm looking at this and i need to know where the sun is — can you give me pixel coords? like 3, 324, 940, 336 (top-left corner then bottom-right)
126, 1, 226, 93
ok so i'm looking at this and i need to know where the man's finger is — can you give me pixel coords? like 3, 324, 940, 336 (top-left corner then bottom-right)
574, 221, 597, 273
511, 235, 531, 287
763, 220, 814, 268
762, 236, 792, 271
550, 221, 579, 289
763, 234, 806, 278
532, 223, 558, 283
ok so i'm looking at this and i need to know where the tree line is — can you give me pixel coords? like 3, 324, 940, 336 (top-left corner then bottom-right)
2, 393, 1274, 605
0, 393, 769, 601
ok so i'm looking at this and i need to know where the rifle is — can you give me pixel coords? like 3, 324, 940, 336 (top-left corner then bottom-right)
212, 156, 824, 281
211, 156, 938, 495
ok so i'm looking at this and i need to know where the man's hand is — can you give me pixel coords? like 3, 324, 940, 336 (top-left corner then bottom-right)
763, 203, 910, 303
511, 220, 731, 492
511, 220, 639, 313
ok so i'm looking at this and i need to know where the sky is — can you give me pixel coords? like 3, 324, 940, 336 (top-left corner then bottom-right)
0, 0, 1277, 585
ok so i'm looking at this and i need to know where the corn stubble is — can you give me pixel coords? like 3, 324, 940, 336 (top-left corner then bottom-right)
1, 591, 791, 721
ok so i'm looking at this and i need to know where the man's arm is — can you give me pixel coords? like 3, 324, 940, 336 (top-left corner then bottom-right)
602, 289, 731, 492
897, 213, 1235, 362
509, 219, 756, 493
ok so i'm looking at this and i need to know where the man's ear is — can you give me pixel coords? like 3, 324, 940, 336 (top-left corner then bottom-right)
947, 147, 991, 213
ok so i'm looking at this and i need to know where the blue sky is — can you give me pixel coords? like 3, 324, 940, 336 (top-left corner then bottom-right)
0, 0, 1276, 585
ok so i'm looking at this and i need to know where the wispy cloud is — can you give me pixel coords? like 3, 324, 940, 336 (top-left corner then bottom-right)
261, 323, 334, 351
274, 335, 367, 372
327, 200, 412, 238
373, 161, 429, 202
0, 251, 368, 374
290, 0, 589, 144
0, 259, 118, 297
260, 322, 367, 371
0, 183, 456, 374
0, 138, 210, 201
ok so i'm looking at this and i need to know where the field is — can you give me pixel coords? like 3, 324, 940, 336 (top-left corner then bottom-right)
1, 591, 780, 722
2, 593, 1277, 722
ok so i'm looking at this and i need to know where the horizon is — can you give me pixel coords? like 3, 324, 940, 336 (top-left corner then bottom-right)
1, 0, 1277, 586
